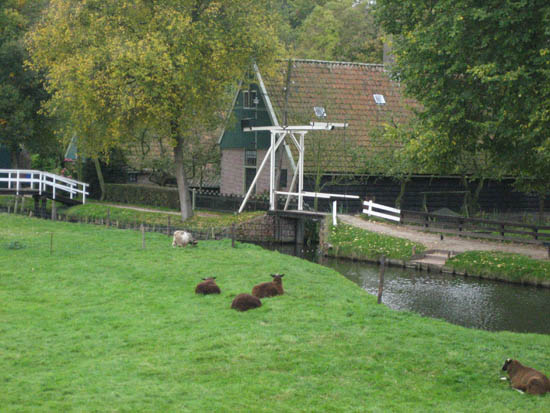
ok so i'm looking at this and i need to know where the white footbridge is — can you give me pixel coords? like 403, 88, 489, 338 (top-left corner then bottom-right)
0, 169, 89, 205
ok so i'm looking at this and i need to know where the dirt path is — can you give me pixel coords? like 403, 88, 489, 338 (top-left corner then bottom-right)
339, 214, 549, 260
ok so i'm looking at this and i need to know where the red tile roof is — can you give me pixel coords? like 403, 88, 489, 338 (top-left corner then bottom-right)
261, 59, 418, 172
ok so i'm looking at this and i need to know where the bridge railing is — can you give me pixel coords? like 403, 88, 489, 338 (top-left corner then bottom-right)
0, 169, 89, 203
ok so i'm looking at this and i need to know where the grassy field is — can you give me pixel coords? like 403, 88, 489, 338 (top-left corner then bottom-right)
2, 214, 550, 412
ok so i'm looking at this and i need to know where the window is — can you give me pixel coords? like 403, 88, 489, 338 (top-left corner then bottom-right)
245, 149, 257, 167
279, 169, 287, 189
243, 90, 258, 108
373, 94, 386, 105
245, 167, 256, 194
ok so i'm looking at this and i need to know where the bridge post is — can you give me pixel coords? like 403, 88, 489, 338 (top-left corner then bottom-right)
295, 218, 305, 245
40, 196, 47, 219
33, 195, 40, 217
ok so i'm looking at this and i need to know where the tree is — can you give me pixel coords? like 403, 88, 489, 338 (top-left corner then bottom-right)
0, 0, 55, 168
293, 1, 383, 63
376, 0, 550, 212
28, 0, 281, 220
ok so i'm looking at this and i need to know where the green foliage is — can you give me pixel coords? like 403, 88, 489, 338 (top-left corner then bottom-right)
0, 0, 56, 166
104, 184, 181, 210
326, 222, 425, 260
83, 149, 128, 199
27, 0, 282, 220
448, 251, 550, 286
293, 0, 383, 62
2, 214, 550, 411
376, 0, 550, 198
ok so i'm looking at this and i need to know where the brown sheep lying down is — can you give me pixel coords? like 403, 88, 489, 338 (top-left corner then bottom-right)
502, 359, 550, 395
195, 277, 221, 295
231, 293, 262, 311
252, 274, 284, 298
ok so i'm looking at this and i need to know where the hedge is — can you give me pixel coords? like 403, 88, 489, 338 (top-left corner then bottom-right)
105, 184, 180, 209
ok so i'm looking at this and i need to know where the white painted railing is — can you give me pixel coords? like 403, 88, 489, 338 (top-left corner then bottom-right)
0, 169, 89, 204
362, 200, 401, 222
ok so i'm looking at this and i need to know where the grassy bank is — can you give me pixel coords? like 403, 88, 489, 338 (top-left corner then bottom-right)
447, 251, 550, 286
2, 214, 549, 411
0, 195, 261, 230
325, 222, 426, 261
326, 221, 550, 286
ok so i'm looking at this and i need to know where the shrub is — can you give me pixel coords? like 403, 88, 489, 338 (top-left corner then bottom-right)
105, 183, 180, 209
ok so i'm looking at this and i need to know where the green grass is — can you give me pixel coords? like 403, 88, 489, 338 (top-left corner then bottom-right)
4, 214, 549, 411
65, 201, 264, 229
326, 222, 426, 261
0, 196, 263, 230
448, 251, 550, 285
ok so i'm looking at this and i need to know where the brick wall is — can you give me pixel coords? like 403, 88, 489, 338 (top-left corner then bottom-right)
221, 149, 244, 195
236, 214, 296, 243
221, 147, 292, 195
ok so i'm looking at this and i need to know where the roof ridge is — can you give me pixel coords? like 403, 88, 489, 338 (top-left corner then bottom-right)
284, 58, 385, 69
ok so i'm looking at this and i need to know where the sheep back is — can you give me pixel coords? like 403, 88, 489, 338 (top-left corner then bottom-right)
252, 274, 284, 298
502, 359, 550, 395
231, 293, 262, 311
195, 278, 221, 295
172, 230, 198, 247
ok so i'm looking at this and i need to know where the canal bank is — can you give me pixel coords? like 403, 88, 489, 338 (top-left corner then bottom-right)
260, 243, 550, 335
329, 215, 550, 288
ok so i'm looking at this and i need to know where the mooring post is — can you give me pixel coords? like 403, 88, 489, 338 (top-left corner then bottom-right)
377, 255, 386, 304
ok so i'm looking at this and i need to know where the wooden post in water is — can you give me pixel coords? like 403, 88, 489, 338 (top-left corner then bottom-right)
141, 223, 145, 249
377, 255, 386, 304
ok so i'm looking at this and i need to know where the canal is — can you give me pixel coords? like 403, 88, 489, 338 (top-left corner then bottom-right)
263, 244, 550, 335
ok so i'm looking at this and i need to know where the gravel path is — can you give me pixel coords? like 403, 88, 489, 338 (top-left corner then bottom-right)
339, 215, 549, 260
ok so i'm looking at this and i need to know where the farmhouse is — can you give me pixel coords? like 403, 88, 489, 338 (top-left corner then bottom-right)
218, 59, 542, 213
218, 59, 416, 197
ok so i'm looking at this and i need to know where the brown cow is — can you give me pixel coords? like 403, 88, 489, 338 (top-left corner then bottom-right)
502, 359, 550, 395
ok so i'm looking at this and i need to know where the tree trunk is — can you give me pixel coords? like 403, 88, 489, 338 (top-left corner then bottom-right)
93, 157, 106, 201
173, 136, 193, 221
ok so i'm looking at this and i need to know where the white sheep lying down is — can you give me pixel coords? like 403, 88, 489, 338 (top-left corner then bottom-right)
172, 230, 198, 247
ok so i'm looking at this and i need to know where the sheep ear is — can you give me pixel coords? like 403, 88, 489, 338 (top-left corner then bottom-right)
202, 278, 207, 280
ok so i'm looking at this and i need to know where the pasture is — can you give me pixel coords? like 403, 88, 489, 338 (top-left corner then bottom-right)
1, 214, 549, 411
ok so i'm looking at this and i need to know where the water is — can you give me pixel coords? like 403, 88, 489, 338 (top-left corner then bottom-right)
260, 243, 550, 334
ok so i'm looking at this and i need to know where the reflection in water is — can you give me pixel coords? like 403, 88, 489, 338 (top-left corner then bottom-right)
258, 243, 550, 334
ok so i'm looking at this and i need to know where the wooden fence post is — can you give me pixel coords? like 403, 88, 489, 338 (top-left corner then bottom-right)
106, 208, 110, 227
50, 232, 54, 255
377, 255, 386, 304
231, 223, 236, 248
141, 223, 145, 249
167, 216, 171, 235
51, 201, 57, 221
